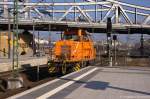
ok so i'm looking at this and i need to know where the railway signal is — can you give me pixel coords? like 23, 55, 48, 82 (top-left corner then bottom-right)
113, 35, 117, 65
113, 35, 117, 41
107, 17, 112, 67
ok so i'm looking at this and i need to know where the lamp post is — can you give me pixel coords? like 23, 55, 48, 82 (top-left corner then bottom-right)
7, 0, 24, 89
12, 0, 19, 78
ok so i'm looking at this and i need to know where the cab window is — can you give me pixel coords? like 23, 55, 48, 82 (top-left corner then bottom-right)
82, 34, 90, 41
63, 34, 80, 41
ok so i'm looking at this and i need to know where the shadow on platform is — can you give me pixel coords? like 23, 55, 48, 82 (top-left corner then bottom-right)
84, 81, 150, 95
84, 81, 109, 90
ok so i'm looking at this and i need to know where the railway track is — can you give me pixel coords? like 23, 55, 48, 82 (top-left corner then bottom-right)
0, 60, 98, 99
0, 65, 63, 99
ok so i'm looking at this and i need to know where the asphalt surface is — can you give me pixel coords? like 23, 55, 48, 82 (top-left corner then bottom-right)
8, 66, 150, 99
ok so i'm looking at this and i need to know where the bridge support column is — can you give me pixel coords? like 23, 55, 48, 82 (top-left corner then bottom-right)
25, 0, 29, 19
3, 0, 8, 18
115, 5, 121, 24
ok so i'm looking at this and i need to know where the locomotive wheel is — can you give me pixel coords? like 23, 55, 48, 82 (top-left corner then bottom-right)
72, 63, 81, 72
62, 61, 67, 75
48, 62, 56, 73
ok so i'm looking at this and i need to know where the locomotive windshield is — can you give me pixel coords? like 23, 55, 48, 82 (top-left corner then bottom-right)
63, 34, 79, 41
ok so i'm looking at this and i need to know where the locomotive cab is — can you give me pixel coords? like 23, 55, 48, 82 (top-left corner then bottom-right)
63, 29, 90, 41
48, 29, 96, 74
63, 30, 80, 41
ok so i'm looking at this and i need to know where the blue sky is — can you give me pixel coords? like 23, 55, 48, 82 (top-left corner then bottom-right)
31, 0, 150, 42
32, 0, 150, 7
118, 0, 150, 7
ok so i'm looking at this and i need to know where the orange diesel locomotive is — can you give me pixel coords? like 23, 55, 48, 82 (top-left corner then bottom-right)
48, 29, 96, 74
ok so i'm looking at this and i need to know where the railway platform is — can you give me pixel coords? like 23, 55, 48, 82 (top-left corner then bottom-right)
8, 66, 150, 99
0, 56, 47, 72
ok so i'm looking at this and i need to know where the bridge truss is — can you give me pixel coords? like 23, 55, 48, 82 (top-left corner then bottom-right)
0, 0, 150, 33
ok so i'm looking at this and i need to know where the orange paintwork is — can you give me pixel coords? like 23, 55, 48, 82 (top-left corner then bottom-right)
53, 29, 96, 62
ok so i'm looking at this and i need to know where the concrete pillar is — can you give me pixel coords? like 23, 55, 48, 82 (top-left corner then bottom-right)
3, 0, 8, 18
